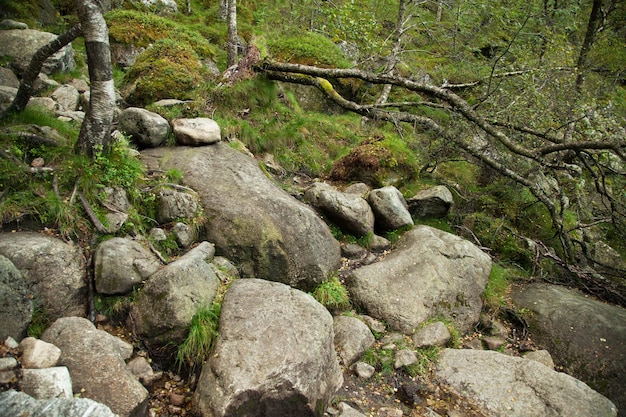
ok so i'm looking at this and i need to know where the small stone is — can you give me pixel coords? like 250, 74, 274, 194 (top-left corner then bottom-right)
4, 337, 19, 349
0, 357, 18, 372
463, 338, 483, 350
337, 401, 367, 417
378, 407, 403, 417
0, 370, 17, 384
361, 315, 386, 334
351, 361, 375, 379
413, 321, 451, 348
523, 350, 555, 369
30, 157, 45, 168
394, 349, 417, 369
19, 337, 61, 369
20, 366, 73, 399
169, 392, 185, 406
482, 336, 505, 351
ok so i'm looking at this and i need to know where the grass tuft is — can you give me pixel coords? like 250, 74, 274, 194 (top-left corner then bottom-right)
310, 276, 350, 311
175, 302, 221, 372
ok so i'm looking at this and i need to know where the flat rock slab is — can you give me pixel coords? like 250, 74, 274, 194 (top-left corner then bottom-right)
346, 225, 491, 334
434, 348, 617, 417
511, 283, 626, 414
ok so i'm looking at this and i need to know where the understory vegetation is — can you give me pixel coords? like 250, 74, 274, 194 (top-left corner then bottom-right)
1, 0, 625, 366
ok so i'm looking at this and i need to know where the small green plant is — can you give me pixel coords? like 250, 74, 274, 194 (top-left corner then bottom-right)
310, 276, 350, 311
361, 346, 395, 375
94, 293, 136, 324
483, 263, 514, 311
405, 346, 440, 377
27, 305, 50, 339
175, 302, 222, 372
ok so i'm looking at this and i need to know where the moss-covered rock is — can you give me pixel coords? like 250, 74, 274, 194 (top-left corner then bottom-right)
329, 135, 418, 188
267, 31, 351, 68
122, 39, 206, 106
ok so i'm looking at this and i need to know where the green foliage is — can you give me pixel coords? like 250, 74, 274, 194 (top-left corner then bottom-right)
176, 302, 222, 372
94, 293, 136, 324
405, 346, 440, 377
311, 276, 350, 311
27, 304, 50, 339
106, 9, 216, 58
124, 39, 206, 106
267, 31, 352, 68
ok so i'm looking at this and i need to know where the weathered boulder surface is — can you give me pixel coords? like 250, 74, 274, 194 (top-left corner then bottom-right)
346, 225, 491, 334
94, 237, 161, 295
0, 254, 33, 341
19, 366, 72, 400
172, 118, 221, 146
407, 185, 453, 219
333, 315, 375, 366
41, 317, 148, 417
367, 186, 413, 231
0, 232, 86, 320
0, 29, 75, 76
0, 390, 117, 417
155, 186, 200, 223
193, 279, 343, 417
119, 107, 171, 148
434, 348, 617, 417
511, 283, 626, 415
129, 242, 219, 345
305, 182, 375, 237
141, 144, 341, 291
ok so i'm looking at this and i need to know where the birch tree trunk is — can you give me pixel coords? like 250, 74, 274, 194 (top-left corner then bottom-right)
227, 0, 238, 68
74, 0, 116, 157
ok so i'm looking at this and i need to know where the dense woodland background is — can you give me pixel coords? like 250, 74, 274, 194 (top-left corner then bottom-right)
1, 0, 625, 306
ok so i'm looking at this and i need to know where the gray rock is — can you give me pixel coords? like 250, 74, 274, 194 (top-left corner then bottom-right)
126, 356, 161, 388
368, 234, 391, 252
110, 42, 146, 69
523, 350, 555, 369
209, 256, 240, 284
0, 232, 86, 320
172, 118, 221, 146
0, 19, 29, 30
156, 186, 200, 223
42, 317, 148, 417
27, 96, 57, 112
20, 366, 72, 399
119, 107, 171, 149
129, 242, 219, 345
394, 349, 417, 368
412, 321, 451, 348
407, 185, 453, 219
94, 237, 161, 295
434, 348, 617, 417
141, 144, 341, 291
341, 242, 368, 259
346, 225, 491, 334
351, 361, 375, 379
343, 182, 370, 197
305, 182, 375, 237
334, 315, 375, 366
482, 336, 505, 350
378, 407, 403, 417
172, 222, 194, 247
367, 186, 413, 231
141, 0, 178, 13
0, 255, 33, 341
19, 337, 61, 369
51, 84, 79, 112
0, 357, 18, 372
0, 85, 17, 111
0, 29, 75, 76
148, 227, 167, 242
338, 402, 367, 417
511, 283, 626, 414
0, 389, 118, 417
192, 279, 343, 417
0, 66, 19, 88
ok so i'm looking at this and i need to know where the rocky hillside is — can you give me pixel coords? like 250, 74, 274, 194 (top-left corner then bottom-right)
1, 8, 625, 417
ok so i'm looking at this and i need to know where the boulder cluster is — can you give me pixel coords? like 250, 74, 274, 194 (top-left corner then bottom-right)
1, 19, 624, 417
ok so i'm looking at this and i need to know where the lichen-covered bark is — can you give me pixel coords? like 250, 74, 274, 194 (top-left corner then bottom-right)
74, 0, 115, 157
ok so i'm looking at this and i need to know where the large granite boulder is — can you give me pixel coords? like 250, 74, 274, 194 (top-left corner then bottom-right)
192, 279, 343, 417
0, 29, 75, 76
41, 317, 148, 417
0, 254, 33, 341
94, 237, 161, 295
511, 283, 626, 415
434, 348, 617, 417
0, 232, 86, 320
129, 242, 219, 346
0, 390, 117, 417
118, 107, 171, 149
140, 143, 341, 291
346, 225, 491, 334
304, 182, 375, 237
